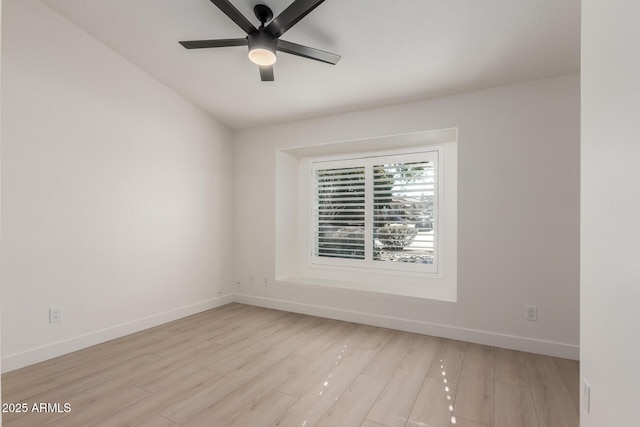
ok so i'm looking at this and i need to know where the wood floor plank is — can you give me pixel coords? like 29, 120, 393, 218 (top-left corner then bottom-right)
495, 348, 529, 387
426, 339, 467, 384
181, 356, 309, 427
530, 381, 579, 427
405, 378, 457, 427
3, 404, 70, 427
452, 344, 494, 426
3, 328, 171, 388
360, 421, 390, 427
2, 353, 159, 425
47, 385, 150, 427
362, 332, 417, 380
1, 375, 62, 405
200, 319, 287, 358
181, 307, 274, 341
316, 374, 387, 427
271, 348, 377, 427
221, 327, 310, 369
210, 328, 311, 374
133, 414, 178, 427
367, 335, 440, 427
357, 326, 392, 351
157, 368, 256, 423
140, 331, 221, 362
449, 417, 491, 427
292, 321, 351, 358
276, 330, 366, 398
134, 362, 203, 393
49, 340, 164, 385
198, 321, 297, 369
223, 391, 298, 427
164, 303, 245, 333
90, 368, 222, 427
524, 352, 565, 385
555, 357, 580, 412
203, 308, 293, 347
158, 331, 308, 423
495, 381, 538, 427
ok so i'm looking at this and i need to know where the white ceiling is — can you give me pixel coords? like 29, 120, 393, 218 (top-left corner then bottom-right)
42, 0, 581, 130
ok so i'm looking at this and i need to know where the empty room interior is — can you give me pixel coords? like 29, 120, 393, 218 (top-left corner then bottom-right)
1, 0, 638, 426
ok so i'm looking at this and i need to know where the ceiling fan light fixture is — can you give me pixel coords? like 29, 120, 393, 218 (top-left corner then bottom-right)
248, 48, 276, 66
248, 31, 277, 66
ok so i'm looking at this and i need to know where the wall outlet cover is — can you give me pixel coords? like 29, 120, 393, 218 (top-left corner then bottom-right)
525, 305, 537, 321
49, 306, 63, 323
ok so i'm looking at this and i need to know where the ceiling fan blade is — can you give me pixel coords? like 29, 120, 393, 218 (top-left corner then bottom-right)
179, 38, 248, 49
266, 0, 325, 38
277, 40, 340, 65
209, 0, 257, 34
260, 66, 275, 81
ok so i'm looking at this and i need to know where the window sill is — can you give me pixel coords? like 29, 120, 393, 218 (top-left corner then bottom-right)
277, 273, 457, 302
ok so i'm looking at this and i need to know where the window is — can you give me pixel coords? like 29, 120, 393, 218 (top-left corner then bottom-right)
275, 129, 457, 301
311, 150, 439, 274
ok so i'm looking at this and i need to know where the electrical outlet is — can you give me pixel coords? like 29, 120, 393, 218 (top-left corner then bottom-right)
264, 277, 268, 286
583, 379, 591, 413
49, 306, 63, 323
525, 305, 537, 321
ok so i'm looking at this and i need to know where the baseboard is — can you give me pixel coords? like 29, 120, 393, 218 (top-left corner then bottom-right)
2, 291, 578, 373
233, 294, 580, 360
1, 294, 234, 373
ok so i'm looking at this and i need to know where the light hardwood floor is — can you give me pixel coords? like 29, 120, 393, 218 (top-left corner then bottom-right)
2, 303, 579, 427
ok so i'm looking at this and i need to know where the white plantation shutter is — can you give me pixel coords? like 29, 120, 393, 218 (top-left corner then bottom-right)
311, 150, 438, 273
313, 165, 366, 259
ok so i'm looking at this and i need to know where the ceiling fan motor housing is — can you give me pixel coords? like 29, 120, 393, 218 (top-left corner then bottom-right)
248, 30, 277, 65
248, 31, 276, 52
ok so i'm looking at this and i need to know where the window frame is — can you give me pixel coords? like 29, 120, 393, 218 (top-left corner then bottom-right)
308, 148, 443, 276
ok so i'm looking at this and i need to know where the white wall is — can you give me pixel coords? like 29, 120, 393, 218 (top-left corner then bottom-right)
233, 74, 580, 359
1, 0, 233, 371
581, 0, 640, 424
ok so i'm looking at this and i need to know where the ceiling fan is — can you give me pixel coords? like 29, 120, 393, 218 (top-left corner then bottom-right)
179, 0, 341, 81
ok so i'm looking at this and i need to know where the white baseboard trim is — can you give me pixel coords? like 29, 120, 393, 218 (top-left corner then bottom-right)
233, 294, 580, 360
2, 291, 578, 373
1, 294, 234, 373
